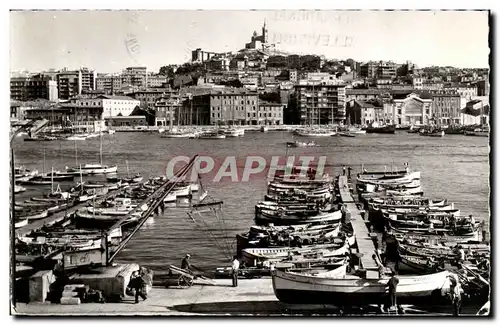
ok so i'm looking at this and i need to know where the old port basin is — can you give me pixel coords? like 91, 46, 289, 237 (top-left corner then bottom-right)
10, 123, 490, 316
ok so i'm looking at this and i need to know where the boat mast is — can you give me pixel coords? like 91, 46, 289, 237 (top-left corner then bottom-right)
79, 164, 83, 185
51, 167, 54, 193
190, 94, 193, 126
74, 138, 78, 167
43, 143, 46, 174
126, 160, 130, 178
99, 132, 103, 166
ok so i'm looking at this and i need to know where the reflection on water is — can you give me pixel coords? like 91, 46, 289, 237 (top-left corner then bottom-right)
12, 131, 490, 273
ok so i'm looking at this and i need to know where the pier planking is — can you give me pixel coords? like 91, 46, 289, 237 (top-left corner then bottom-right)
338, 176, 379, 279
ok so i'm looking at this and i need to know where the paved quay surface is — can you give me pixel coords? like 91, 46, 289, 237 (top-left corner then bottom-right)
13, 278, 478, 316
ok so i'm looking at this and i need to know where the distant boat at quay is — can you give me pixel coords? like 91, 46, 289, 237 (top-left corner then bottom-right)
365, 122, 396, 134
295, 128, 337, 137
198, 131, 226, 139
465, 126, 489, 137
419, 128, 445, 137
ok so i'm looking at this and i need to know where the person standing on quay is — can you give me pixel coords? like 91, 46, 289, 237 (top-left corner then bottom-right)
447, 274, 462, 316
131, 271, 147, 304
387, 275, 399, 312
232, 256, 240, 287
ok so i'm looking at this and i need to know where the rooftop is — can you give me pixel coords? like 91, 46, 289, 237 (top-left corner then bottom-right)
98, 95, 137, 101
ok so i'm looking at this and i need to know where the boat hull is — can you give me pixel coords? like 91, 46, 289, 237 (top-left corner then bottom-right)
271, 269, 451, 306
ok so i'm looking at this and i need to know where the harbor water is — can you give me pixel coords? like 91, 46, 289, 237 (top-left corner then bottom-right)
12, 131, 490, 275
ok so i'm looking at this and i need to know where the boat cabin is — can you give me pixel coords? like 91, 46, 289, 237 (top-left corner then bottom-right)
114, 197, 132, 208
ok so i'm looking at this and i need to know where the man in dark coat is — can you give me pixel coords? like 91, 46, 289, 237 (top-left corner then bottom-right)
131, 271, 147, 303
181, 254, 191, 271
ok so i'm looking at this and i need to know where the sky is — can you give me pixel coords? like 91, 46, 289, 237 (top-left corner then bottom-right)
9, 10, 490, 74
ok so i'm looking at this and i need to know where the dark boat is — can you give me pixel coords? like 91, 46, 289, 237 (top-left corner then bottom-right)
365, 124, 396, 134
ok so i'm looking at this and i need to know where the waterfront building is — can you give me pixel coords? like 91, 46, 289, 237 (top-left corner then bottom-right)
24, 102, 105, 133
68, 95, 140, 119
346, 99, 384, 125
461, 98, 490, 125
388, 93, 433, 126
295, 80, 346, 125
257, 101, 285, 125
10, 74, 58, 101
208, 89, 260, 125
430, 91, 462, 125
10, 100, 55, 120
104, 115, 148, 128
154, 96, 181, 127
96, 74, 122, 95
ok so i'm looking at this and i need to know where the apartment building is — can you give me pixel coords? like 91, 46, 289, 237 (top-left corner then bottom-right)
295, 80, 346, 125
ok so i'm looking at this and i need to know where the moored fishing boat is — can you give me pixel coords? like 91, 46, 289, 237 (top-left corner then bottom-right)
464, 127, 489, 137
419, 128, 445, 137
223, 127, 245, 137
271, 268, 452, 306
14, 185, 26, 193
255, 209, 342, 226
242, 242, 349, 263
66, 163, 118, 175
198, 131, 226, 139
15, 219, 29, 228
286, 140, 318, 147
295, 128, 337, 137
365, 122, 396, 134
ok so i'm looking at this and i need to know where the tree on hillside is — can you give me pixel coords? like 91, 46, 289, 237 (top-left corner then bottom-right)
158, 65, 176, 78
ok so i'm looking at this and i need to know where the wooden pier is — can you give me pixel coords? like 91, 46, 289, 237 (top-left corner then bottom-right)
15, 185, 141, 238
338, 176, 380, 279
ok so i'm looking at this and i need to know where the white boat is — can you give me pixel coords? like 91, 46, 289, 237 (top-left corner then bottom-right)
14, 185, 26, 193
419, 129, 445, 137
198, 131, 226, 139
15, 219, 29, 228
189, 183, 200, 192
161, 130, 197, 138
223, 127, 245, 137
357, 171, 421, 185
66, 164, 118, 175
242, 243, 348, 263
295, 128, 337, 137
348, 127, 366, 134
261, 126, 269, 132
286, 140, 318, 148
271, 269, 452, 306
66, 134, 88, 141
256, 209, 342, 226
107, 129, 116, 135
465, 127, 489, 137
163, 192, 177, 203
173, 185, 192, 197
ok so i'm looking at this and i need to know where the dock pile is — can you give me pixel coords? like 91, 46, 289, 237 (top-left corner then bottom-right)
357, 166, 490, 305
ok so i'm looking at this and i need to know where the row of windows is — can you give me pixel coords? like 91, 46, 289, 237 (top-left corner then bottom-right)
211, 112, 283, 118
212, 95, 257, 100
